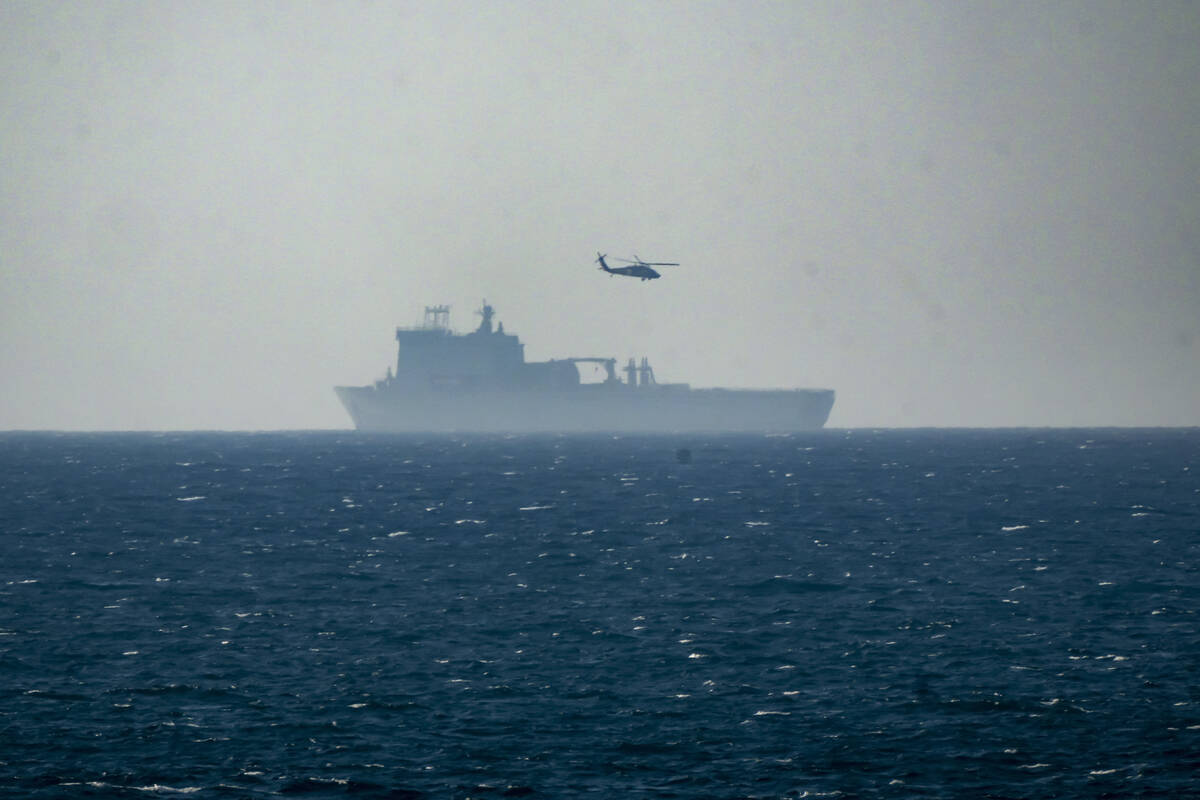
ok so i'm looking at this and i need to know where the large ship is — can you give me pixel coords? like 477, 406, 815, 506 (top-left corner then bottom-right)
335, 303, 834, 432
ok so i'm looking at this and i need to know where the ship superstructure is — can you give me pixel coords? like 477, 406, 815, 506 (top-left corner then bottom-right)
335, 303, 834, 432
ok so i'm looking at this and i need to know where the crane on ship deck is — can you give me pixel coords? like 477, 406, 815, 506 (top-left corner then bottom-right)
560, 357, 619, 384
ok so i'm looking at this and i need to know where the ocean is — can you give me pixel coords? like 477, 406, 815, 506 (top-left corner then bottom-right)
1, 429, 1197, 798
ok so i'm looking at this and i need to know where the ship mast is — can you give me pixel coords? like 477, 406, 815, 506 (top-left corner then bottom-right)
639, 357, 656, 386
622, 357, 657, 386
475, 300, 495, 334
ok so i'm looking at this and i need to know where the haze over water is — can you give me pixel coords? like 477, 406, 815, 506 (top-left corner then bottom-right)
3, 1, 1199, 430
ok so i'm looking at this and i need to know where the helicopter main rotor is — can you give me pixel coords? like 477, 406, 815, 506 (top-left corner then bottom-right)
613, 254, 680, 267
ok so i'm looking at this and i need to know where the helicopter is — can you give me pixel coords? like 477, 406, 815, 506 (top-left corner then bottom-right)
595, 252, 679, 281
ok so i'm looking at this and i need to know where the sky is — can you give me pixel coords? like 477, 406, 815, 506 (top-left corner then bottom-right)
2, 0, 1198, 429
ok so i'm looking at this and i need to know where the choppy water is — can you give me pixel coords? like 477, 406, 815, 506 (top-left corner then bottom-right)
2, 429, 1198, 798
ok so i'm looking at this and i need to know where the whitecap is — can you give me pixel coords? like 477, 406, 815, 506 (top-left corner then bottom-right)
134, 786, 202, 794
1001, 525, 1029, 532
518, 505, 554, 511
176, 496, 206, 502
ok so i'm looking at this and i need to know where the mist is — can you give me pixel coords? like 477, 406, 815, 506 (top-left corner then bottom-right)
3, 1, 1197, 429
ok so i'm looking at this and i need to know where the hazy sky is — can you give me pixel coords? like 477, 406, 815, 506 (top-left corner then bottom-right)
3, 1, 1197, 429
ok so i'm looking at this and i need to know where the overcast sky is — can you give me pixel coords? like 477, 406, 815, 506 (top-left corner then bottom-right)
3, 1, 1197, 429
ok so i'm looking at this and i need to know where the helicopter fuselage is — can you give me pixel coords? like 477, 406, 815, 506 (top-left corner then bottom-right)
603, 264, 660, 280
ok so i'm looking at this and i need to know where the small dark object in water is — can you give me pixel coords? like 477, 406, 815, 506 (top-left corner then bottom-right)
676, 447, 692, 464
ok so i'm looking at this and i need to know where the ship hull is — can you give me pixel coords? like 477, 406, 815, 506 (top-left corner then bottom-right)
335, 384, 835, 433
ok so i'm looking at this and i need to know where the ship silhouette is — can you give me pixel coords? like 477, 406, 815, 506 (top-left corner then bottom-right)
335, 303, 834, 432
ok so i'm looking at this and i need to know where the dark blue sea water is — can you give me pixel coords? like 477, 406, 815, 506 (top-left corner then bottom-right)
2, 429, 1198, 798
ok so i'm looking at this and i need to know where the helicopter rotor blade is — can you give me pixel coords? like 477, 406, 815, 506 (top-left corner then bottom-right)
629, 254, 678, 266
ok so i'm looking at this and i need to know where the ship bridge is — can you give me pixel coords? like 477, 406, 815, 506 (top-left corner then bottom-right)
393, 304, 525, 383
